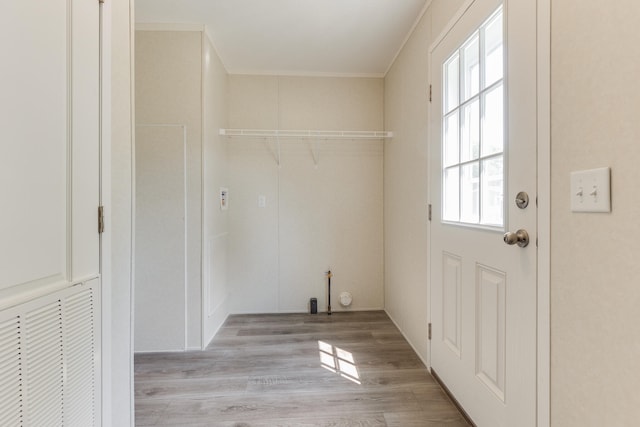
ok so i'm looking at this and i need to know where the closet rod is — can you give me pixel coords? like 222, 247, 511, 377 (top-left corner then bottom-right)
219, 128, 393, 139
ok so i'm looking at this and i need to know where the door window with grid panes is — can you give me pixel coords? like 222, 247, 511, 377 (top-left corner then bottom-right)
442, 7, 504, 227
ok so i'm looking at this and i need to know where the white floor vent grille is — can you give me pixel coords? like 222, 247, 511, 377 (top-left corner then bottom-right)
0, 281, 99, 426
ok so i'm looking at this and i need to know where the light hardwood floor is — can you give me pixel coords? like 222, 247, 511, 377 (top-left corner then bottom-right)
135, 311, 471, 426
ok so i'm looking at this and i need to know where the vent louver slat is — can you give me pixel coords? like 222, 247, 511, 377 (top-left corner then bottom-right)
24, 300, 64, 426
0, 317, 22, 426
63, 288, 96, 426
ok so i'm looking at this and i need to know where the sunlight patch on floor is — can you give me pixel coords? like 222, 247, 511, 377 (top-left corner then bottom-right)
318, 340, 361, 384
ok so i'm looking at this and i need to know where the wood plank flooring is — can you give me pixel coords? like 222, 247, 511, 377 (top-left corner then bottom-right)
135, 311, 471, 426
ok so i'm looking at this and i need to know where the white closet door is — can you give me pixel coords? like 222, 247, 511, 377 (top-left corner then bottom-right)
0, 0, 101, 424
0, 0, 100, 299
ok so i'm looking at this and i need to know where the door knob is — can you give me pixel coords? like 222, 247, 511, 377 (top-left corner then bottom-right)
503, 229, 529, 247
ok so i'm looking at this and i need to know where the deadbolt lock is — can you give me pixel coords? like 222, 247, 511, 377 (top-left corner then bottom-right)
515, 191, 529, 209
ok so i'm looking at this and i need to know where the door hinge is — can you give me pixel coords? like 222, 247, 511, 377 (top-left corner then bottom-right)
428, 323, 432, 340
428, 204, 432, 221
98, 206, 105, 234
429, 84, 432, 103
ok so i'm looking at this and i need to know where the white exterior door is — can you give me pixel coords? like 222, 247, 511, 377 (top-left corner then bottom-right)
0, 0, 102, 424
429, 0, 538, 426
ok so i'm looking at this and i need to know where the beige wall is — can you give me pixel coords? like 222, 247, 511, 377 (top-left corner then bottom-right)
551, 0, 640, 424
134, 29, 230, 352
227, 76, 384, 313
383, 0, 465, 365
135, 30, 203, 351
135, 125, 187, 351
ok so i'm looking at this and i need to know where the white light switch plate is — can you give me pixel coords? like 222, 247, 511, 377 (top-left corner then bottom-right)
570, 167, 611, 212
258, 195, 266, 208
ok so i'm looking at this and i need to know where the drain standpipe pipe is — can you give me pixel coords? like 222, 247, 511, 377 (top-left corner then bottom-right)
326, 270, 332, 315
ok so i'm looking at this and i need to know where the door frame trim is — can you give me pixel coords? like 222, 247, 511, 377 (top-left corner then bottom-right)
99, 1, 113, 425
426, 1, 550, 426
535, 0, 551, 425
99, 0, 137, 425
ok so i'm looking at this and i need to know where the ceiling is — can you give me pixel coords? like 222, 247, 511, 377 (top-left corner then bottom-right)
135, 0, 429, 77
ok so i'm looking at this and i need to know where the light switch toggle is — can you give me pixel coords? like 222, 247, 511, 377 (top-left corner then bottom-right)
570, 167, 611, 213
